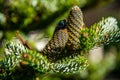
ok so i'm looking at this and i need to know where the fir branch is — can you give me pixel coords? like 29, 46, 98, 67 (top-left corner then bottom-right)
51, 55, 88, 73
0, 39, 88, 79
79, 17, 120, 51
93, 17, 120, 45
0, 39, 27, 78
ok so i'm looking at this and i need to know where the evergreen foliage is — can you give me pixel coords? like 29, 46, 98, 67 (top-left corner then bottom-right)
0, 16, 120, 79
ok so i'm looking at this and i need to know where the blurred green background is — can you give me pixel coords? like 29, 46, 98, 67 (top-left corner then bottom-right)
0, 0, 120, 80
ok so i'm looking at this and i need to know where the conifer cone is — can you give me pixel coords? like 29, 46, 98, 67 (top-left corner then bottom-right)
42, 19, 68, 62
66, 6, 85, 52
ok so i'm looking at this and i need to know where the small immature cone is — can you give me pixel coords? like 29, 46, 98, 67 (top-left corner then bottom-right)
66, 6, 85, 52
42, 19, 68, 62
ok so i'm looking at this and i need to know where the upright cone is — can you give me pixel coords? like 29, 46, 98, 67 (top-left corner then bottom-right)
66, 6, 85, 52
42, 19, 68, 62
